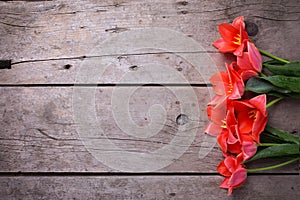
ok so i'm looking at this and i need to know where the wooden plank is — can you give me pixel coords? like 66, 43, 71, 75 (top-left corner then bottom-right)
0, 87, 299, 172
0, 0, 299, 60
0, 0, 299, 84
0, 53, 228, 84
0, 175, 299, 199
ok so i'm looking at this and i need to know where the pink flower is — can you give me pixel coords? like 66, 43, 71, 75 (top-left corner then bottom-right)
217, 155, 247, 195
205, 97, 228, 136
210, 62, 245, 100
236, 41, 263, 80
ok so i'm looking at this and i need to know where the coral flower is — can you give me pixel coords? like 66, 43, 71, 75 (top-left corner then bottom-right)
213, 16, 249, 56
236, 41, 263, 80
217, 106, 257, 160
217, 155, 247, 195
217, 129, 257, 161
205, 62, 244, 137
210, 62, 244, 100
205, 98, 228, 136
233, 94, 268, 143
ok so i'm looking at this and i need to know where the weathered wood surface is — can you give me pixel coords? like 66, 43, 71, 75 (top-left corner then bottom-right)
0, 176, 299, 200
0, 0, 299, 84
1, 0, 299, 61
0, 53, 227, 84
0, 87, 299, 172
0, 0, 299, 198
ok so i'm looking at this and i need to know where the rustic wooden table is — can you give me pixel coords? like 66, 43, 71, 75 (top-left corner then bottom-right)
0, 0, 299, 199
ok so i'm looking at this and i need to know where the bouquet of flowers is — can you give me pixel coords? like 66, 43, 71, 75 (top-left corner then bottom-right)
205, 16, 300, 195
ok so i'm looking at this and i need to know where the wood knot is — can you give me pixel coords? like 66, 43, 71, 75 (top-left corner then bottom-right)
245, 21, 259, 36
176, 114, 189, 125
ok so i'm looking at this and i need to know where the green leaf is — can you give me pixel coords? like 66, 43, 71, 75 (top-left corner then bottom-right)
249, 144, 299, 162
264, 62, 300, 77
246, 77, 291, 94
286, 92, 300, 98
267, 92, 287, 98
267, 92, 300, 99
265, 125, 299, 145
262, 75, 300, 93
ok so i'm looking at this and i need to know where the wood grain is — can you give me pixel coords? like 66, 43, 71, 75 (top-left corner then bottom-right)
0, 0, 299, 198
0, 175, 299, 199
0, 0, 299, 84
0, 53, 228, 84
0, 87, 299, 172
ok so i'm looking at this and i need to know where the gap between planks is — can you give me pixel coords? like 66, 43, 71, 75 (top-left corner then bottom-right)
0, 83, 212, 87
0, 172, 299, 177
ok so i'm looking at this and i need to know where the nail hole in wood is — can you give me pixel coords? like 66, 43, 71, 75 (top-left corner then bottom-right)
169, 192, 176, 197
179, 10, 188, 14
0, 60, 11, 69
177, 1, 188, 6
129, 65, 138, 71
176, 114, 189, 125
63, 64, 72, 69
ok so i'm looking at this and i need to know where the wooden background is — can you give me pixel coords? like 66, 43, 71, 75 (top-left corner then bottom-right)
0, 0, 299, 199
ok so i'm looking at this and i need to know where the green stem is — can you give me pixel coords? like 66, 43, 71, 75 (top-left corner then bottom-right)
247, 157, 300, 172
259, 49, 290, 64
257, 143, 281, 147
266, 97, 283, 108
259, 72, 267, 77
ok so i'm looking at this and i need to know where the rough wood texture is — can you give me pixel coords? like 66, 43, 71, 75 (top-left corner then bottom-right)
0, 0, 299, 84
0, 87, 299, 172
0, 53, 228, 84
0, 0, 299, 198
0, 176, 299, 200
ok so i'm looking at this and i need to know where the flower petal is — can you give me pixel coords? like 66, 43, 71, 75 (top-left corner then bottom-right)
242, 140, 257, 160
239, 70, 258, 81
217, 160, 231, 177
232, 16, 245, 29
205, 122, 223, 136
248, 94, 267, 115
218, 23, 239, 42
237, 52, 252, 70
220, 177, 230, 189
210, 72, 229, 96
224, 156, 237, 173
228, 167, 247, 187
247, 41, 262, 72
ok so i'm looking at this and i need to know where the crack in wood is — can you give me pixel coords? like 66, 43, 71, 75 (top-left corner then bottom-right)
253, 15, 299, 21
0, 20, 42, 28
10, 51, 217, 65
34, 128, 77, 141
105, 26, 129, 33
